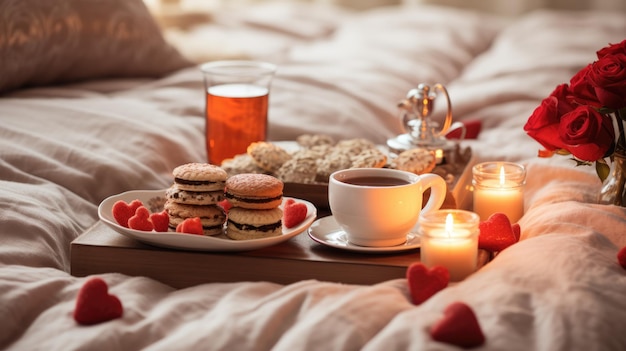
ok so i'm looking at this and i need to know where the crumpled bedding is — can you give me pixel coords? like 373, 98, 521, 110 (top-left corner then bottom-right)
1, 3, 626, 350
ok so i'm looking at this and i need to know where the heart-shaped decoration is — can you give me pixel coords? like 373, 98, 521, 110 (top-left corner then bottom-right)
617, 246, 626, 270
283, 200, 308, 228
512, 223, 521, 241
478, 213, 518, 252
176, 217, 204, 235
406, 262, 449, 305
128, 206, 154, 231
430, 301, 485, 348
112, 199, 143, 228
150, 210, 169, 232
73, 277, 123, 325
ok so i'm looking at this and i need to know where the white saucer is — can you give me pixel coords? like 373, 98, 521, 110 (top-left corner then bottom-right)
307, 216, 421, 253
98, 189, 316, 252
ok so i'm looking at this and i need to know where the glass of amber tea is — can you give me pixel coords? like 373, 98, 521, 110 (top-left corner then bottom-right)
200, 60, 277, 165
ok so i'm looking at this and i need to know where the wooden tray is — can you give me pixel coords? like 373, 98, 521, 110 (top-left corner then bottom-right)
70, 221, 490, 289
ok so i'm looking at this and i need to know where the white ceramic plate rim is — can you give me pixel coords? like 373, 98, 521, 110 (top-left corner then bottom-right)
307, 216, 420, 253
98, 189, 317, 252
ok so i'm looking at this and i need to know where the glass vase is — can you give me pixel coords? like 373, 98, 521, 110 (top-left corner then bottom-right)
598, 151, 626, 207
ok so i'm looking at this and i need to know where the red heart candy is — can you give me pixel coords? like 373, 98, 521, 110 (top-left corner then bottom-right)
617, 246, 626, 270
176, 217, 204, 235
512, 223, 521, 241
478, 213, 518, 252
218, 199, 232, 214
406, 262, 449, 305
73, 277, 123, 325
283, 201, 308, 228
112, 199, 143, 228
128, 206, 154, 231
430, 302, 485, 348
150, 210, 169, 232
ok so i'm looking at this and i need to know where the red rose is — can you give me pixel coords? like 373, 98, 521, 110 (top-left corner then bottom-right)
524, 84, 574, 152
597, 40, 626, 58
558, 105, 615, 161
587, 53, 626, 109
568, 65, 601, 108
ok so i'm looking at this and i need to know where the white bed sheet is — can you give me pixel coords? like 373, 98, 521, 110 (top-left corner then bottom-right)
1, 3, 626, 350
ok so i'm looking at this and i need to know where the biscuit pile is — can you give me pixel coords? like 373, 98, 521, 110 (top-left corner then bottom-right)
164, 163, 228, 236
220, 135, 390, 184
224, 173, 284, 240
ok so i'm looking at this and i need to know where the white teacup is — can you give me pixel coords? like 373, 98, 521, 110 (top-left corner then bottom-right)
329, 168, 447, 247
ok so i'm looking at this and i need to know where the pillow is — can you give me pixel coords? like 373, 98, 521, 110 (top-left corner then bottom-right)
0, 0, 193, 94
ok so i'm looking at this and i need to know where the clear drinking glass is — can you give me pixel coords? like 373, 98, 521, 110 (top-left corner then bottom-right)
201, 60, 277, 165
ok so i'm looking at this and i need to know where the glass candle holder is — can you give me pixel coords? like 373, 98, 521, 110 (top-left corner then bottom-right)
419, 210, 480, 282
472, 162, 526, 223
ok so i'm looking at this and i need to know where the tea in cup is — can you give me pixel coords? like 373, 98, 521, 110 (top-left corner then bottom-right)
328, 168, 447, 247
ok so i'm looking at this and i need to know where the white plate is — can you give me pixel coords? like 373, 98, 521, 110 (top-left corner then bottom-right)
307, 216, 421, 253
98, 189, 317, 252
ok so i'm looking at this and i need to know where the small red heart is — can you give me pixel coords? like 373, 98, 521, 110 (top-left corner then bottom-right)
283, 201, 308, 228
128, 206, 154, 231
218, 199, 232, 214
150, 210, 169, 232
617, 246, 626, 270
176, 217, 204, 235
478, 213, 518, 252
406, 262, 449, 305
112, 199, 143, 228
512, 223, 521, 241
73, 277, 123, 325
430, 302, 485, 348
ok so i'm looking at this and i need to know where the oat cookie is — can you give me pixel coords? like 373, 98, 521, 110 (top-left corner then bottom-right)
220, 154, 265, 177
315, 152, 352, 182
296, 134, 335, 148
392, 148, 436, 175
247, 142, 292, 173
275, 154, 318, 184
335, 138, 376, 156
350, 148, 387, 168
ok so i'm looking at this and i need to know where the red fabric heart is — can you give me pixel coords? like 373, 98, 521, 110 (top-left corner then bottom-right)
128, 206, 154, 231
112, 199, 143, 228
73, 277, 123, 325
176, 217, 204, 235
150, 210, 169, 232
406, 262, 449, 305
283, 201, 308, 228
478, 213, 518, 252
617, 246, 626, 270
430, 301, 485, 348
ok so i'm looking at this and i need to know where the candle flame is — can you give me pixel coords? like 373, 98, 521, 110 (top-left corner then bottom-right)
499, 166, 505, 186
445, 213, 454, 237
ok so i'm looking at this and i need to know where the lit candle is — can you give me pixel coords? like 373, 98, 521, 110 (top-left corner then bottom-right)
419, 210, 479, 282
472, 162, 526, 223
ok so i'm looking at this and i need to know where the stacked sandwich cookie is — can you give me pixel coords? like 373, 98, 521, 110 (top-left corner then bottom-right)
165, 163, 227, 235
224, 173, 284, 240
